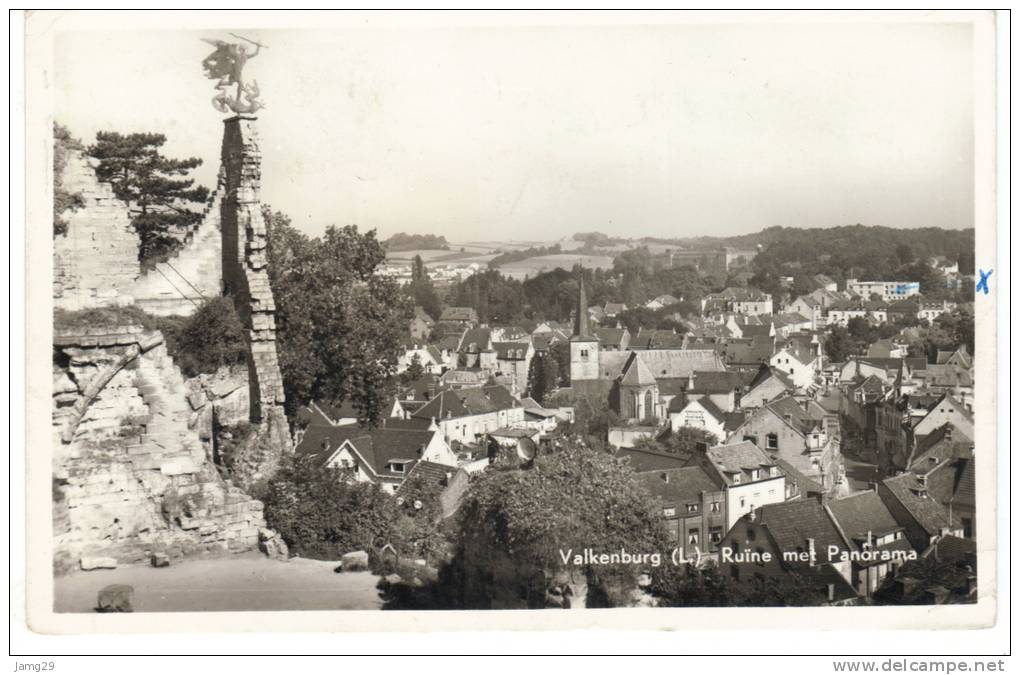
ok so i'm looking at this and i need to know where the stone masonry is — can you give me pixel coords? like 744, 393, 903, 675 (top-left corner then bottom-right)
53, 152, 139, 310
53, 326, 266, 572
219, 116, 290, 487
129, 172, 225, 317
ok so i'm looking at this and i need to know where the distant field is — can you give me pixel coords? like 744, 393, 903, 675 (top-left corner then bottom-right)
498, 253, 615, 279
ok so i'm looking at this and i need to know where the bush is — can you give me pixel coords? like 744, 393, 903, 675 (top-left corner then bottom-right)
166, 297, 247, 377
262, 455, 443, 561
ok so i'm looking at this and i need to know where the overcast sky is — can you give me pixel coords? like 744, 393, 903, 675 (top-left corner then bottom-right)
53, 20, 974, 242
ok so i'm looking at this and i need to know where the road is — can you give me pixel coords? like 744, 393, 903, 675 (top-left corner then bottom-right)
54, 552, 384, 613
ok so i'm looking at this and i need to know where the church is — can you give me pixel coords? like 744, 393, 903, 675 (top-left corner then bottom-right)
567, 273, 727, 423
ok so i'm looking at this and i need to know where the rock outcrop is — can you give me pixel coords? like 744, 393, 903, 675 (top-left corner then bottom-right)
53, 325, 266, 573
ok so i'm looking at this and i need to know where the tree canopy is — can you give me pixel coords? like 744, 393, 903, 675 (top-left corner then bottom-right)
265, 208, 412, 424
87, 131, 209, 265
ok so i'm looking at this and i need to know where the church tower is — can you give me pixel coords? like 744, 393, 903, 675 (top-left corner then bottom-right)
569, 271, 600, 382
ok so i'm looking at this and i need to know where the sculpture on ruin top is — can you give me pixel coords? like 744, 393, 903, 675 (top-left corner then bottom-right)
201, 34, 266, 115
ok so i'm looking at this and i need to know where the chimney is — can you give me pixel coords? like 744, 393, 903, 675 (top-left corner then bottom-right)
827, 583, 835, 602
806, 537, 816, 560
866, 530, 873, 548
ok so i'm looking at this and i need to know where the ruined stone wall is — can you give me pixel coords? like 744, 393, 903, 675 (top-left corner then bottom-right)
53, 327, 266, 572
129, 174, 225, 317
53, 152, 139, 310
219, 116, 290, 487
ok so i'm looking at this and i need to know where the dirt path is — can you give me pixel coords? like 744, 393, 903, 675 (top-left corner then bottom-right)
54, 552, 384, 613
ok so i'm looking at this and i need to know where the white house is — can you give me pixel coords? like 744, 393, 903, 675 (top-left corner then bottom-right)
688, 441, 787, 529
669, 397, 726, 441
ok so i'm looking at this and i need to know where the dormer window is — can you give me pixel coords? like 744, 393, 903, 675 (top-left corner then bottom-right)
686, 503, 699, 514
388, 462, 406, 474
750, 469, 760, 481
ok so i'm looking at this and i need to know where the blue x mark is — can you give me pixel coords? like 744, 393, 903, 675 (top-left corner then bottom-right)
976, 268, 993, 295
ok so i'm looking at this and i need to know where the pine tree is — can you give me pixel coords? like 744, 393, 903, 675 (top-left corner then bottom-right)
88, 131, 209, 265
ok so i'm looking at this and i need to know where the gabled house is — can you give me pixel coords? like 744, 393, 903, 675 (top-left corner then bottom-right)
826, 490, 914, 598
636, 465, 727, 558
439, 306, 479, 326
728, 395, 843, 494
294, 423, 457, 494
685, 370, 745, 412
409, 306, 436, 341
688, 441, 786, 529
877, 471, 961, 553
397, 342, 445, 375
591, 326, 630, 351
457, 328, 497, 372
719, 500, 857, 604
769, 337, 822, 390
668, 397, 726, 441
411, 384, 525, 446
493, 341, 534, 394
911, 393, 974, 443
742, 364, 796, 411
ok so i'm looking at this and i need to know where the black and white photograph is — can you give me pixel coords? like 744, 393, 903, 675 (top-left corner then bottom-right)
15, 9, 1004, 652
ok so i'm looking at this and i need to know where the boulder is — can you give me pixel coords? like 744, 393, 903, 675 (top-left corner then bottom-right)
80, 556, 117, 571
151, 552, 170, 568
96, 584, 134, 612
258, 528, 289, 561
341, 550, 369, 571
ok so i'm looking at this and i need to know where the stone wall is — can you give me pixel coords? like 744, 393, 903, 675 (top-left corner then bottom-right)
53, 152, 139, 310
218, 116, 290, 488
129, 173, 225, 317
52, 326, 266, 572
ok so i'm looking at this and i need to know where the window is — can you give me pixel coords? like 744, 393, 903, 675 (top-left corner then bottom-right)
580, 348, 589, 358
710, 527, 723, 543
739, 497, 746, 508
686, 503, 699, 514
766, 433, 778, 450
663, 507, 676, 518
710, 501, 721, 513
769, 466, 779, 477
389, 462, 405, 474
688, 528, 700, 545
750, 469, 759, 481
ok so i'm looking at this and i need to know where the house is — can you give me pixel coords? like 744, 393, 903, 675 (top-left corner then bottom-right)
911, 366, 975, 409
772, 312, 813, 337
298, 399, 361, 428
294, 423, 458, 494
728, 395, 843, 494
866, 339, 908, 359
918, 300, 956, 325
630, 328, 686, 350
719, 500, 857, 604
493, 340, 534, 394
877, 472, 961, 553
644, 294, 680, 310
409, 306, 435, 341
846, 279, 920, 302
742, 364, 796, 411
411, 384, 525, 446
685, 370, 745, 412
457, 328, 497, 372
935, 345, 972, 369
687, 441, 786, 529
769, 337, 821, 390
636, 465, 727, 558
911, 393, 974, 443
668, 397, 726, 441
810, 274, 838, 293
390, 375, 444, 419
439, 306, 479, 326
591, 326, 630, 351
396, 342, 445, 375
614, 445, 689, 473
702, 287, 774, 316
721, 335, 776, 373
826, 490, 915, 598
603, 302, 628, 318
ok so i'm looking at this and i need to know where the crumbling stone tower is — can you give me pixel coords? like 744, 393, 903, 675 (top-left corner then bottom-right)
219, 116, 291, 485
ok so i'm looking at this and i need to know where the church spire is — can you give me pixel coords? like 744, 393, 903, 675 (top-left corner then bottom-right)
572, 269, 593, 340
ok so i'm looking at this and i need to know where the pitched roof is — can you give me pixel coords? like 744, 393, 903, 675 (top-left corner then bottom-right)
615, 446, 689, 473
458, 328, 493, 353
676, 396, 726, 422
395, 460, 456, 496
881, 472, 954, 536
723, 336, 774, 366
704, 441, 776, 482
907, 423, 974, 472
636, 465, 724, 504
689, 370, 744, 394
631, 328, 686, 350
619, 351, 658, 386
412, 384, 519, 421
295, 425, 442, 479
764, 396, 829, 436
440, 306, 478, 323
747, 364, 796, 392
756, 500, 850, 559
592, 326, 627, 347
827, 491, 902, 541
627, 349, 727, 379
771, 456, 824, 496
